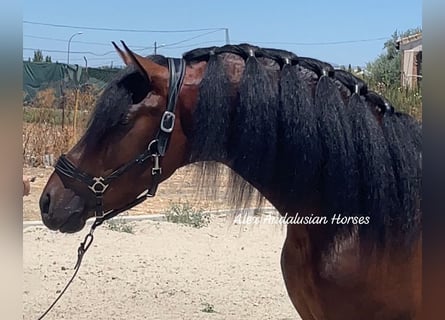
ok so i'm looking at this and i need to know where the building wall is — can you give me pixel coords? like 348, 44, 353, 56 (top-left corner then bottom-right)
401, 43, 422, 88
398, 34, 422, 89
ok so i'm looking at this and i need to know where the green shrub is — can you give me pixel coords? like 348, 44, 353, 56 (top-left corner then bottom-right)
105, 218, 134, 234
201, 302, 216, 313
164, 201, 210, 228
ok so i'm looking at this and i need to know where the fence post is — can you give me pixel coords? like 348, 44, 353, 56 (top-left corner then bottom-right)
61, 88, 65, 130
72, 88, 79, 146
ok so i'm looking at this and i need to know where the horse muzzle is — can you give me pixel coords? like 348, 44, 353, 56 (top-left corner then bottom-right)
40, 187, 89, 233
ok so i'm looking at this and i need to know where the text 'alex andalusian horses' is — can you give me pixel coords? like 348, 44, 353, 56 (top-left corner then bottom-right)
40, 42, 421, 320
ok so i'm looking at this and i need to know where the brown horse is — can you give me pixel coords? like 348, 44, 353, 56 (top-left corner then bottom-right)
39, 42, 422, 319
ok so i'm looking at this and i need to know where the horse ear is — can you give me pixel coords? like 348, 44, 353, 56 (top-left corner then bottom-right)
112, 41, 168, 90
112, 41, 132, 65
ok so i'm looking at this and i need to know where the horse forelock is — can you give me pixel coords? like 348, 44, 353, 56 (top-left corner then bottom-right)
79, 56, 170, 153
79, 67, 138, 153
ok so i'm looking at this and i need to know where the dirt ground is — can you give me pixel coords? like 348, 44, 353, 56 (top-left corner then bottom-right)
23, 167, 301, 319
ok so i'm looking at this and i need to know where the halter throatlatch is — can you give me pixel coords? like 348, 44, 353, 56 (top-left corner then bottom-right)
55, 57, 186, 227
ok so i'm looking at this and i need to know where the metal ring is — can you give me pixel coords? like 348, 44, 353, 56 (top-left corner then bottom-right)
160, 111, 176, 133
147, 139, 159, 154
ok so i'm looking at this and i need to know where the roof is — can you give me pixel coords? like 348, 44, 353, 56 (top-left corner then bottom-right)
396, 32, 422, 50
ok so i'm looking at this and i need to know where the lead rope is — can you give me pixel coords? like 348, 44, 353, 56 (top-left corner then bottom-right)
37, 221, 98, 320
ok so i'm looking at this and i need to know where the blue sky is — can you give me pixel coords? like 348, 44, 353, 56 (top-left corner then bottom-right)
23, 0, 422, 68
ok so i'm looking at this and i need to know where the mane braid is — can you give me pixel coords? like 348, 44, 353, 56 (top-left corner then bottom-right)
186, 53, 225, 199
315, 75, 359, 218
333, 69, 368, 95
346, 93, 398, 250
298, 57, 334, 77
276, 64, 322, 206
183, 46, 218, 62
228, 54, 279, 205
190, 54, 231, 162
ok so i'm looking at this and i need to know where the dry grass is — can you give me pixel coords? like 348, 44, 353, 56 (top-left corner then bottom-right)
23, 87, 97, 166
23, 122, 73, 166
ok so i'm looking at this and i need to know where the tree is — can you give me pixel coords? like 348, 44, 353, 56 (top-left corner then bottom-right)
31, 50, 52, 63
32, 50, 43, 62
366, 28, 421, 87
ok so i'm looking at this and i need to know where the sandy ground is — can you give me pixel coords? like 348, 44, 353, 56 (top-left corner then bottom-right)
23, 167, 301, 319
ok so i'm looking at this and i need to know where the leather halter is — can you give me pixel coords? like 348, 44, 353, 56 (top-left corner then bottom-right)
54, 58, 186, 227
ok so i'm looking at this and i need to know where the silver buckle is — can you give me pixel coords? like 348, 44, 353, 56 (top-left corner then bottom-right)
160, 111, 175, 133
88, 177, 109, 194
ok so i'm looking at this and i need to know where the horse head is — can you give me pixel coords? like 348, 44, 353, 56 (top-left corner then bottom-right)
39, 42, 206, 233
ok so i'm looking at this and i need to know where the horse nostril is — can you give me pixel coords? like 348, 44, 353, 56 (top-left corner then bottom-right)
39, 193, 51, 214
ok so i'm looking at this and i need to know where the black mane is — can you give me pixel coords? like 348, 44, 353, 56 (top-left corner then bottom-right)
184, 44, 422, 253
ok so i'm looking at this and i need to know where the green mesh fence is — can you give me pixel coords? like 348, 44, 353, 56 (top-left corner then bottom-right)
23, 61, 121, 104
